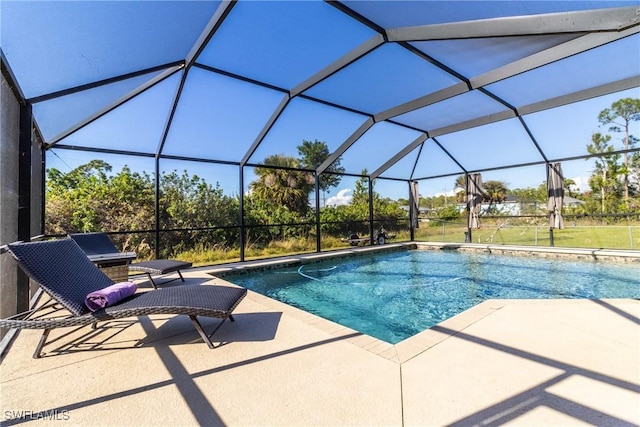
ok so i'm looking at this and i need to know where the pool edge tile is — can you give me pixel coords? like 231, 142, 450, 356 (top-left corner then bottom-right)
394, 300, 506, 363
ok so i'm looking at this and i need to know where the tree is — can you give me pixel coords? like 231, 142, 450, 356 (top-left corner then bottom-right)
509, 183, 546, 215
630, 151, 640, 210
47, 159, 112, 197
250, 154, 315, 216
319, 169, 406, 236
564, 178, 579, 198
46, 161, 155, 234
159, 170, 239, 254
510, 184, 545, 204
352, 171, 371, 207
598, 98, 640, 207
350, 169, 405, 222
454, 175, 466, 203
587, 132, 624, 213
46, 160, 245, 257
46, 161, 155, 253
482, 180, 508, 213
297, 139, 344, 205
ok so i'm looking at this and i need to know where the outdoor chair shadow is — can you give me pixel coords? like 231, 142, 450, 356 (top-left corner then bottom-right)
23, 319, 145, 358
137, 311, 283, 348
31, 311, 282, 357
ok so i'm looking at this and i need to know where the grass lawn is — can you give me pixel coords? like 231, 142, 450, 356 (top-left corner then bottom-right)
415, 222, 639, 250
175, 223, 639, 266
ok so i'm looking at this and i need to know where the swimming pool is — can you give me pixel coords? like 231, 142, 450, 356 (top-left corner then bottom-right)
226, 249, 640, 344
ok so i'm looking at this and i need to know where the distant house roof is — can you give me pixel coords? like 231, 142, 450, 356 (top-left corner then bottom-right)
564, 196, 585, 206
399, 205, 430, 214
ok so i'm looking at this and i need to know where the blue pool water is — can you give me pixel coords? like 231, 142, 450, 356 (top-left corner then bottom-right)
227, 250, 640, 344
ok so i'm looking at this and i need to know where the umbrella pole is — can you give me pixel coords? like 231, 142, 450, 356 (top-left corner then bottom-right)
549, 228, 554, 247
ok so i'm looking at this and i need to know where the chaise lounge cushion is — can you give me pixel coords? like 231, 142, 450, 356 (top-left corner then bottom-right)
100, 284, 246, 319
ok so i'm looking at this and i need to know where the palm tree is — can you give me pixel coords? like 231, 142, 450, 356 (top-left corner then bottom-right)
482, 180, 508, 212
454, 175, 466, 203
251, 154, 314, 215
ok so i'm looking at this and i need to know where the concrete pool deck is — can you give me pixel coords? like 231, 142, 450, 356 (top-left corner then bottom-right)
1, 244, 639, 426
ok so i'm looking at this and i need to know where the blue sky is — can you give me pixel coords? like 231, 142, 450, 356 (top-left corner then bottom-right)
3, 0, 639, 203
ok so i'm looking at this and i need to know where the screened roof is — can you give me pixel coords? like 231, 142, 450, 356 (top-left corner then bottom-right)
2, 0, 639, 187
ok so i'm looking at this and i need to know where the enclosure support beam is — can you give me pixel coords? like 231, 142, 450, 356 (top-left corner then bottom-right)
465, 174, 472, 244
290, 34, 385, 97
16, 103, 32, 313
154, 158, 161, 259
518, 75, 640, 116
371, 133, 428, 179
315, 173, 321, 253
368, 177, 374, 245
386, 6, 640, 41
469, 26, 640, 89
239, 166, 245, 262
18, 105, 32, 243
185, 0, 236, 69
409, 181, 416, 242
241, 94, 290, 167
316, 118, 375, 176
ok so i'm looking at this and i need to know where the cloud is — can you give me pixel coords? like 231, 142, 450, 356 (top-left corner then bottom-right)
569, 176, 590, 192
432, 189, 459, 198
325, 188, 352, 206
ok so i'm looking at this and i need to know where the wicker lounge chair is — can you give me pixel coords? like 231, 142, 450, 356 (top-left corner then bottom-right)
0, 239, 247, 358
69, 232, 192, 288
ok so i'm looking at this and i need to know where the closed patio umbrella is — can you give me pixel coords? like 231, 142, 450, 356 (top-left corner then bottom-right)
410, 180, 419, 229
547, 162, 565, 229
547, 162, 565, 246
467, 173, 483, 230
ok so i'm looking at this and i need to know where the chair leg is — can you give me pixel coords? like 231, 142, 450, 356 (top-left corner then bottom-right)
146, 273, 158, 290
189, 316, 229, 349
146, 271, 184, 289
33, 329, 51, 359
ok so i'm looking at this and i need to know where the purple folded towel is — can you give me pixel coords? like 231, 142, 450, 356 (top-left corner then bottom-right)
85, 282, 137, 312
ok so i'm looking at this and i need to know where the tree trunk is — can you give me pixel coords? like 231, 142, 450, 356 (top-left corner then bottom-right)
624, 129, 630, 208
601, 170, 606, 214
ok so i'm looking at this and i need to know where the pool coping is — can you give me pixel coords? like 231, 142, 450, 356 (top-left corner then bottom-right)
417, 241, 640, 263
213, 278, 509, 364
201, 242, 640, 278
202, 242, 640, 364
